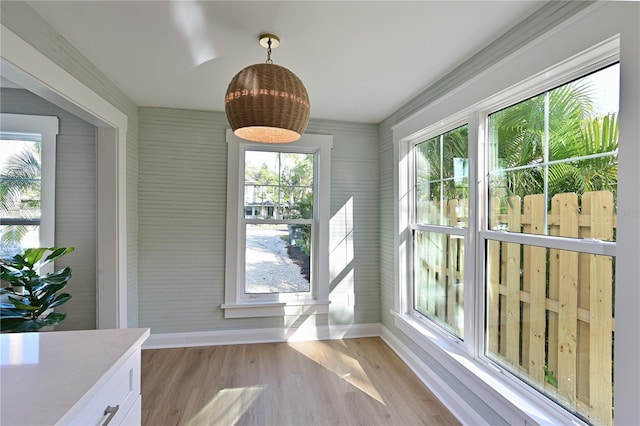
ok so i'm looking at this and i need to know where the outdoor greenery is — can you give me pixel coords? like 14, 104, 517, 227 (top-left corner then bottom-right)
296, 193, 313, 255
489, 81, 618, 203
245, 151, 314, 254
414, 66, 619, 424
416, 125, 469, 204
416, 70, 618, 206
244, 151, 314, 219
1, 246, 74, 332
0, 140, 41, 251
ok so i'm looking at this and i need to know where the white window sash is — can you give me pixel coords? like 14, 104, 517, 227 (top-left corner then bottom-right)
480, 230, 616, 257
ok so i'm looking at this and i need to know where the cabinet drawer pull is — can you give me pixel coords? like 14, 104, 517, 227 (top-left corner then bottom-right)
101, 405, 120, 426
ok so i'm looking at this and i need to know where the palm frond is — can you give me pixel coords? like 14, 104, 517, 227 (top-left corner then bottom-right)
0, 146, 42, 215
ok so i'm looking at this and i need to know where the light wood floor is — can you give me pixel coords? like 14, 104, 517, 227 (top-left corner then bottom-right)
141, 337, 460, 426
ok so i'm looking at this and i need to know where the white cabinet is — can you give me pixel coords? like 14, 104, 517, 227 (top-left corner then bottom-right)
0, 328, 149, 426
120, 396, 142, 426
65, 350, 141, 425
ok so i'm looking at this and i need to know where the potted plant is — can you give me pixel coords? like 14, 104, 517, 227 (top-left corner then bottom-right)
0, 246, 74, 332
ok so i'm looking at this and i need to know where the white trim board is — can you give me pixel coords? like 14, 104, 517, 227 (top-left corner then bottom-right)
379, 326, 489, 426
142, 323, 381, 350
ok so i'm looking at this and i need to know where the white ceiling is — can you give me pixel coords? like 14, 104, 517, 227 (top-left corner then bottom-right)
25, 1, 543, 123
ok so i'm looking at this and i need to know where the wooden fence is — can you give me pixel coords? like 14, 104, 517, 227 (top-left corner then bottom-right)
415, 198, 468, 337
416, 191, 615, 425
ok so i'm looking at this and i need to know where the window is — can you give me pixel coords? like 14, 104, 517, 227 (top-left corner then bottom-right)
223, 130, 332, 318
412, 125, 468, 338
395, 46, 619, 426
484, 64, 618, 425
244, 150, 313, 294
0, 114, 58, 261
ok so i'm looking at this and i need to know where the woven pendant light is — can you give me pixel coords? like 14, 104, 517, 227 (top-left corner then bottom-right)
225, 34, 310, 143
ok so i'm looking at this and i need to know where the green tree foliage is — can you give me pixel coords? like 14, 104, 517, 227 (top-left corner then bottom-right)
0, 141, 41, 250
417, 79, 618, 207
416, 125, 469, 204
489, 81, 618, 202
245, 151, 314, 219
295, 192, 314, 255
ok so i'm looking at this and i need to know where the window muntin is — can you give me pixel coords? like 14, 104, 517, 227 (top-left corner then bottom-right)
484, 64, 618, 425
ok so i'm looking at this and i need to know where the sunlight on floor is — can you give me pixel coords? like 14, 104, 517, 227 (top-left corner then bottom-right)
288, 340, 385, 404
187, 385, 265, 425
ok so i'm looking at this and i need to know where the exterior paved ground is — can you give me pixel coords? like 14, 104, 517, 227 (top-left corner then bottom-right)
245, 225, 309, 293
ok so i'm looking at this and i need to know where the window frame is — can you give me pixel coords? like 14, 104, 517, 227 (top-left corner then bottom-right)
394, 37, 620, 425
409, 121, 470, 340
0, 113, 58, 271
242, 150, 315, 297
223, 130, 333, 318
477, 66, 618, 421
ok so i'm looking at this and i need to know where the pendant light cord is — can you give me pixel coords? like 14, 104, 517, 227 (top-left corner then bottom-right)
266, 38, 273, 64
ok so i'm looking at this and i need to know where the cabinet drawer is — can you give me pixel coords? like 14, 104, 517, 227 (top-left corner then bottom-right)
66, 351, 141, 426
120, 395, 141, 426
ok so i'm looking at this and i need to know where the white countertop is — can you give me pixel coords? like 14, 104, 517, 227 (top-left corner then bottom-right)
0, 328, 150, 426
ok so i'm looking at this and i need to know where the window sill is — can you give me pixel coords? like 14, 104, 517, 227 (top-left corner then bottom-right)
391, 311, 588, 426
221, 301, 330, 319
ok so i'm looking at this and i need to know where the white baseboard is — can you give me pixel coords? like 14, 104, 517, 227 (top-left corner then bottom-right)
143, 323, 382, 350
379, 326, 486, 426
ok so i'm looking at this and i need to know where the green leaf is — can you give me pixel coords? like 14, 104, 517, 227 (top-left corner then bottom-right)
7, 296, 40, 311
544, 365, 558, 388
1, 265, 28, 284
48, 293, 71, 309
1, 317, 28, 332
7, 254, 29, 268
40, 280, 67, 294
41, 311, 66, 325
0, 307, 27, 317
41, 247, 74, 268
10, 320, 47, 332
22, 247, 48, 267
40, 267, 72, 284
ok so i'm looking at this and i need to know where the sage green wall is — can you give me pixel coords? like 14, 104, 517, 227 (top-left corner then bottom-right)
377, 1, 594, 423
1, 88, 97, 331
1, 0, 141, 326
138, 108, 379, 333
